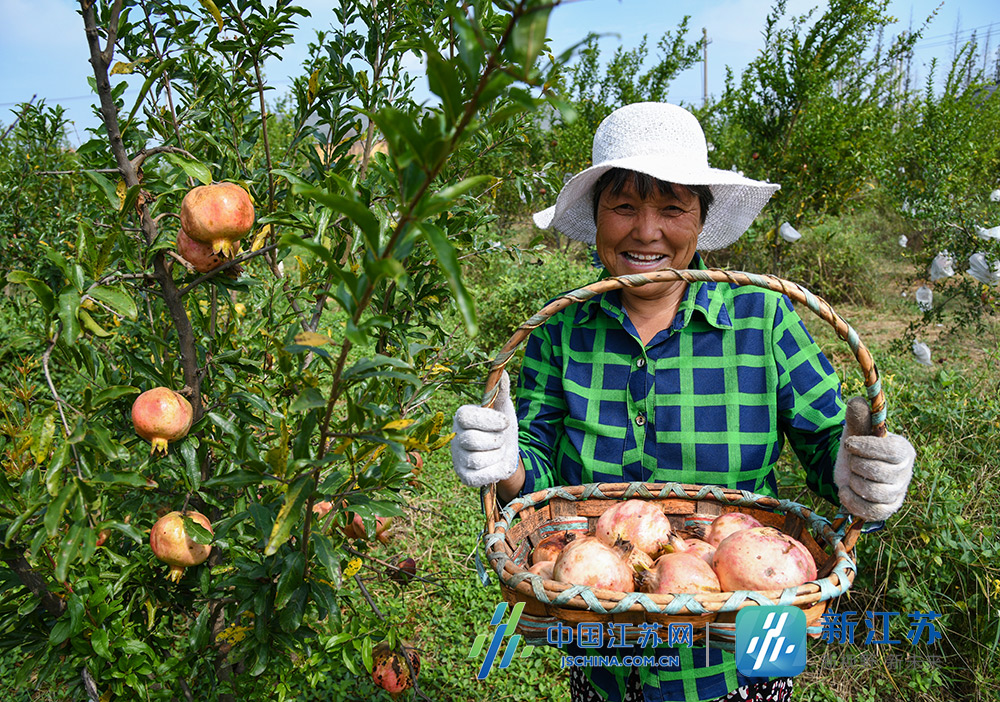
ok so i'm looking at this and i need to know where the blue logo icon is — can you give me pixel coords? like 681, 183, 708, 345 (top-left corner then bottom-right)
735, 606, 807, 677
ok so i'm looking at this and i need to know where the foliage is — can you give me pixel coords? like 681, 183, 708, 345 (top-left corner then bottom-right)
875, 44, 1000, 346
0, 0, 566, 700
708, 0, 925, 272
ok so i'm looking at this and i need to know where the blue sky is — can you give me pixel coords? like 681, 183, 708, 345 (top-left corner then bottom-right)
1, 0, 997, 145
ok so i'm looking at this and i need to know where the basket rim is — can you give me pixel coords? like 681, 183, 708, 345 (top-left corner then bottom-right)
484, 481, 857, 616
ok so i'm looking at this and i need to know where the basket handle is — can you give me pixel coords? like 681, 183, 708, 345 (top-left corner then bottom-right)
479, 268, 884, 555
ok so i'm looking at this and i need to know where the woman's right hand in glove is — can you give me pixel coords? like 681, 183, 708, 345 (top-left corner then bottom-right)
450, 371, 521, 489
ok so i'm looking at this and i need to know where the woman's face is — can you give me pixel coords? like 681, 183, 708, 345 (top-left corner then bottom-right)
595, 179, 702, 282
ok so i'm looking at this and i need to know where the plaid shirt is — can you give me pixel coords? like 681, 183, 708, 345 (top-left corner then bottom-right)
516, 254, 845, 702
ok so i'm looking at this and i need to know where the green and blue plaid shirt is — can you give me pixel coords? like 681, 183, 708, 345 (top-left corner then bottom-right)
515, 255, 845, 702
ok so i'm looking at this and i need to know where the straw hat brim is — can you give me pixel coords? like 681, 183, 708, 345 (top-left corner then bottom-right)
533, 156, 780, 250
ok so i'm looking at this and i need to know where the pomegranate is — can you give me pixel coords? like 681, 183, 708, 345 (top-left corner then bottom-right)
176, 228, 232, 273
390, 557, 417, 584
682, 539, 716, 566
527, 561, 555, 579
372, 642, 420, 697
531, 532, 573, 565
179, 182, 254, 257
312, 500, 334, 518
624, 546, 655, 574
641, 551, 722, 594
595, 499, 674, 557
149, 510, 213, 583
131, 387, 193, 455
552, 536, 635, 592
342, 513, 391, 544
713, 527, 817, 591
704, 512, 763, 547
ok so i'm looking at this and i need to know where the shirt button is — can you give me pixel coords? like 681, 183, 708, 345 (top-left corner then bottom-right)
635, 414, 646, 426
636, 358, 646, 368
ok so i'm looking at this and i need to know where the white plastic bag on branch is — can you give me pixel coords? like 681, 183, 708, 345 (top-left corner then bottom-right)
915, 286, 933, 311
967, 253, 1000, 286
912, 340, 932, 366
898, 235, 908, 247
975, 225, 1000, 241
929, 251, 955, 281
990, 189, 1000, 202
778, 222, 801, 242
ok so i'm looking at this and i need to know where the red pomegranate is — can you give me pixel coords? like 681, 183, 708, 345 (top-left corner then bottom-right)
342, 513, 392, 544
595, 499, 675, 557
177, 228, 232, 273
149, 510, 213, 583
371, 642, 420, 697
552, 535, 635, 592
131, 387, 193, 455
682, 538, 716, 566
713, 527, 817, 591
531, 532, 573, 565
179, 182, 254, 257
704, 512, 763, 547
641, 551, 721, 595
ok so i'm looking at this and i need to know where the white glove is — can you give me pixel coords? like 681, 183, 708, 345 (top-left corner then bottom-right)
834, 396, 916, 522
450, 371, 520, 488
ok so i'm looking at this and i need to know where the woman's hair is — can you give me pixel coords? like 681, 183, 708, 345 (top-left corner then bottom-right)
592, 168, 714, 224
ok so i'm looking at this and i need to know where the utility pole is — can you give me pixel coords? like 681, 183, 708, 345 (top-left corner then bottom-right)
702, 27, 711, 107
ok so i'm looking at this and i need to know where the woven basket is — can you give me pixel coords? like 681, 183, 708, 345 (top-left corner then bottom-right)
479, 268, 886, 648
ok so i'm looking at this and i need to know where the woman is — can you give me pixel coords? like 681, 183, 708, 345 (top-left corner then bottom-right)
451, 102, 915, 702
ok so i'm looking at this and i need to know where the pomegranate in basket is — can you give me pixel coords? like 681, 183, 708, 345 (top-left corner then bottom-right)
713, 527, 817, 591
595, 499, 675, 557
552, 535, 635, 592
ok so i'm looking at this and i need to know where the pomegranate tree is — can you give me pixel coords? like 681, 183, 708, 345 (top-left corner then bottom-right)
149, 510, 213, 583
179, 182, 254, 257
372, 641, 420, 697
595, 499, 674, 557
713, 527, 817, 591
131, 387, 193, 454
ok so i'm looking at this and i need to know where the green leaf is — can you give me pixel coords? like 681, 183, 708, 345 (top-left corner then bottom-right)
58, 287, 82, 346
90, 472, 158, 488
179, 440, 201, 491
82, 170, 120, 209
182, 515, 213, 545
44, 481, 78, 537
278, 232, 335, 266
206, 411, 239, 437
78, 308, 113, 338
311, 534, 342, 588
164, 152, 213, 185
92, 627, 112, 659
202, 470, 270, 490
293, 186, 380, 254
425, 51, 463, 123
419, 223, 477, 335
93, 385, 140, 407
6, 271, 54, 315
188, 606, 211, 651
90, 285, 138, 321
30, 414, 57, 466
55, 522, 83, 582
289, 387, 326, 413
264, 475, 314, 556
110, 521, 145, 544
275, 551, 306, 609
508, 3, 551, 75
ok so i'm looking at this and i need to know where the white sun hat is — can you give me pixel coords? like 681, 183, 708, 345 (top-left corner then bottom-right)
533, 102, 780, 250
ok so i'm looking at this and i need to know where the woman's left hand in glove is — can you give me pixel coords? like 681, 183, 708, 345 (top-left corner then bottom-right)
834, 396, 916, 522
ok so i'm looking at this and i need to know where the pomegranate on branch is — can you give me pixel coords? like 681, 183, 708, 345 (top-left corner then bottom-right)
149, 510, 213, 583
179, 182, 254, 257
372, 641, 420, 697
176, 228, 232, 273
131, 387, 193, 455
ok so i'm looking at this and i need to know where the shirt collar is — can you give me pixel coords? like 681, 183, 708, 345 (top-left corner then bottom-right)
578, 253, 733, 331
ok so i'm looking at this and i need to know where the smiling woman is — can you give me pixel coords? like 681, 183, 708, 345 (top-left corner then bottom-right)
449, 102, 918, 702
